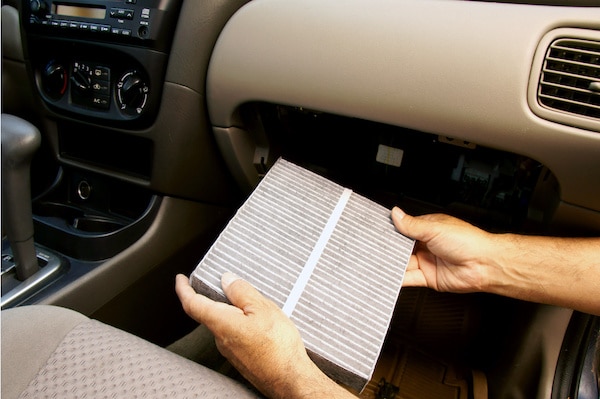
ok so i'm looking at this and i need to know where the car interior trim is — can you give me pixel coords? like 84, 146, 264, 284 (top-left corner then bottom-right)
206, 0, 600, 213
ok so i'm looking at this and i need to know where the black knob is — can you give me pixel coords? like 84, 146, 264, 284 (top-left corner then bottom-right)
117, 71, 149, 115
41, 62, 67, 100
30, 0, 48, 15
70, 69, 92, 94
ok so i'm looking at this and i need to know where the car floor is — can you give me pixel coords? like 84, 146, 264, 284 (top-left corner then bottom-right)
359, 288, 487, 399
166, 287, 488, 398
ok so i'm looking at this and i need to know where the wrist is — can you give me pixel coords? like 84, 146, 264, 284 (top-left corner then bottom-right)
274, 360, 353, 399
483, 233, 560, 303
477, 232, 520, 296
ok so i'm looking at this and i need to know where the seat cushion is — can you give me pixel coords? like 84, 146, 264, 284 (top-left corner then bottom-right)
2, 305, 262, 399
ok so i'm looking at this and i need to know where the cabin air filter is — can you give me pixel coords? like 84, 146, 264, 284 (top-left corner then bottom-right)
190, 158, 415, 393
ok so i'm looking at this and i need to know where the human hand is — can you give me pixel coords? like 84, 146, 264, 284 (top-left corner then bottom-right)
175, 273, 354, 399
392, 207, 600, 315
391, 207, 499, 293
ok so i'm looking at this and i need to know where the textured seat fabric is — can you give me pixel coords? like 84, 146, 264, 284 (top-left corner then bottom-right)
1, 305, 263, 399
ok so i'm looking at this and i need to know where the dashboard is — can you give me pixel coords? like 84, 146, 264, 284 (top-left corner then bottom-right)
206, 0, 600, 233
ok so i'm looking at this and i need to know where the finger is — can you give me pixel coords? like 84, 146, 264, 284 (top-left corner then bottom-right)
175, 274, 241, 326
221, 272, 272, 314
392, 207, 452, 243
406, 254, 420, 270
402, 269, 428, 288
392, 207, 439, 242
175, 273, 201, 311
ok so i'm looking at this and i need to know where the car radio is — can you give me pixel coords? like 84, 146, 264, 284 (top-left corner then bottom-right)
23, 0, 182, 126
25, 0, 181, 49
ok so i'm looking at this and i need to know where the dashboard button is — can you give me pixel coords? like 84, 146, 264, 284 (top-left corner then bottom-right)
91, 81, 109, 96
110, 8, 134, 20
90, 95, 110, 110
92, 67, 110, 81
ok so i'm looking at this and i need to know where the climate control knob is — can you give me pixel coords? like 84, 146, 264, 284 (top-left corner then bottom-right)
116, 71, 149, 116
41, 61, 67, 100
70, 69, 92, 94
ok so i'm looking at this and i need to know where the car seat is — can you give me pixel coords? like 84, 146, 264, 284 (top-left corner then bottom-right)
1, 305, 263, 398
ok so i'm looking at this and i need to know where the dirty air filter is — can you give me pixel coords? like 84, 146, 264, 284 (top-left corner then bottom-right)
190, 158, 415, 392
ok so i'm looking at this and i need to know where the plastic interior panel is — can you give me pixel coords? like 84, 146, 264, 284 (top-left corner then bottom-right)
206, 0, 600, 213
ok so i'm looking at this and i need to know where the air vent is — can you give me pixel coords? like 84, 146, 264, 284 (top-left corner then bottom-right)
538, 38, 600, 121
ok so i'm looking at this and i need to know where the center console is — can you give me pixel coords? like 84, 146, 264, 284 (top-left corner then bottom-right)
23, 0, 181, 127
1, 0, 185, 310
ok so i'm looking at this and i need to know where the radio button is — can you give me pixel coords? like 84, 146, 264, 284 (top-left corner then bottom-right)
99, 25, 111, 33
89, 24, 100, 32
110, 8, 134, 20
79, 23, 90, 31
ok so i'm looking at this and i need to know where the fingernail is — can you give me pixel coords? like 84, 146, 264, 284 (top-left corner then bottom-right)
392, 207, 406, 219
221, 272, 242, 289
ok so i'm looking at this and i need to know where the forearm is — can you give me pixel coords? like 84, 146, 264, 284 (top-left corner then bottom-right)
486, 234, 600, 315
264, 361, 356, 399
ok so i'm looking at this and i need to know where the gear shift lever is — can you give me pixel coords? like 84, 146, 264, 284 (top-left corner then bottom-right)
1, 114, 41, 281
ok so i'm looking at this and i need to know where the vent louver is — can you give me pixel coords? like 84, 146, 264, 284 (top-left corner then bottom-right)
538, 38, 600, 121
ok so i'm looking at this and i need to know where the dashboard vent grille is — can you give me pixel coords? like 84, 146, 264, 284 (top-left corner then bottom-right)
538, 38, 600, 121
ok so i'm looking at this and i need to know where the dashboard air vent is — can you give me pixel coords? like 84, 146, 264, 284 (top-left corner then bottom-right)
538, 38, 600, 121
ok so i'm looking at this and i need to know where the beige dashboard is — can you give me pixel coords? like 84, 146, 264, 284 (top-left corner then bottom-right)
206, 0, 600, 230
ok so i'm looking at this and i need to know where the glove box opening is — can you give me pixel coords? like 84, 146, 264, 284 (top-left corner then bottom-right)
248, 103, 559, 234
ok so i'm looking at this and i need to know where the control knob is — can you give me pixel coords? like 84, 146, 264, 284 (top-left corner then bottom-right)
41, 61, 67, 100
116, 71, 149, 116
30, 0, 49, 17
70, 68, 92, 95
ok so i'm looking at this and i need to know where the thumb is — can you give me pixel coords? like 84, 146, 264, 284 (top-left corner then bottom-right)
221, 272, 270, 314
391, 207, 437, 242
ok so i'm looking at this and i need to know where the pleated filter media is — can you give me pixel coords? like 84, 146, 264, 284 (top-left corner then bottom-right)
190, 158, 414, 392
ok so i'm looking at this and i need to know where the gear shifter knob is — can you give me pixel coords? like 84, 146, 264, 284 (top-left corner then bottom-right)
1, 114, 42, 280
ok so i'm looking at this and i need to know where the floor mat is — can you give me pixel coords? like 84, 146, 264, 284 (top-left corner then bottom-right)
357, 288, 488, 399
358, 343, 486, 399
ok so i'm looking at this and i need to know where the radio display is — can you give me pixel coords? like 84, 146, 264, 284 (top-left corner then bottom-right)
53, 4, 106, 19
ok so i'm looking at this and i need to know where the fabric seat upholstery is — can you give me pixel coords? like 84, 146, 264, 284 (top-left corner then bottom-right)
1, 305, 262, 398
